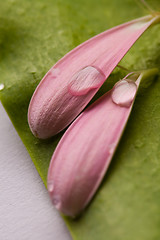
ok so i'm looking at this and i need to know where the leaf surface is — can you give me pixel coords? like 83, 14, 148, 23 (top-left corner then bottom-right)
0, 0, 160, 239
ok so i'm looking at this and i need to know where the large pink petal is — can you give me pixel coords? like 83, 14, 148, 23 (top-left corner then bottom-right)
28, 15, 159, 138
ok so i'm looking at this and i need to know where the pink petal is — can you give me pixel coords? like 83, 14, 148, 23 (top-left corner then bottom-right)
28, 15, 159, 139
47, 72, 144, 217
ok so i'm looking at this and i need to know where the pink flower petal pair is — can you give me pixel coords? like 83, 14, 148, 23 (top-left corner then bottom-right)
47, 69, 158, 218
28, 14, 160, 139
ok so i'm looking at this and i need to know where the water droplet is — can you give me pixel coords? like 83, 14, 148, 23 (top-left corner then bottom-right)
29, 66, 37, 74
52, 196, 61, 209
108, 143, 116, 154
68, 66, 105, 96
112, 79, 137, 107
58, 30, 65, 35
47, 181, 54, 192
0, 83, 4, 91
130, 20, 147, 31
51, 68, 60, 77
134, 139, 144, 148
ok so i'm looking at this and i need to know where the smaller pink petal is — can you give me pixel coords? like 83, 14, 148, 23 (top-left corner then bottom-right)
47, 72, 145, 217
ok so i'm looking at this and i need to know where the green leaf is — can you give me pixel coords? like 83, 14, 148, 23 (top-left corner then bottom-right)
0, 0, 160, 239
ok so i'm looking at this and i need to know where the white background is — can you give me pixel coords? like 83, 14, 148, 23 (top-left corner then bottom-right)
0, 102, 72, 240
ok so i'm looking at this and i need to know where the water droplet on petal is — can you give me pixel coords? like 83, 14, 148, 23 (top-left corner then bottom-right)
68, 66, 105, 96
0, 83, 4, 91
52, 196, 61, 210
130, 20, 147, 31
108, 143, 116, 154
112, 79, 137, 107
48, 181, 54, 192
51, 68, 60, 77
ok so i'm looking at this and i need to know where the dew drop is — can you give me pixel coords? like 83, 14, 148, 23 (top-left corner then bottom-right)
68, 66, 105, 96
108, 143, 116, 154
30, 67, 37, 74
134, 139, 144, 148
47, 181, 54, 192
0, 83, 4, 91
112, 79, 137, 107
51, 68, 60, 77
52, 196, 61, 209
130, 20, 147, 31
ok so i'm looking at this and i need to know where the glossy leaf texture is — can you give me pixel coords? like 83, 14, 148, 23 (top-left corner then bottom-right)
0, 0, 160, 240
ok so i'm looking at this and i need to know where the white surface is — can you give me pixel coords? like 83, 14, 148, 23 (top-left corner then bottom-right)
0, 102, 72, 240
